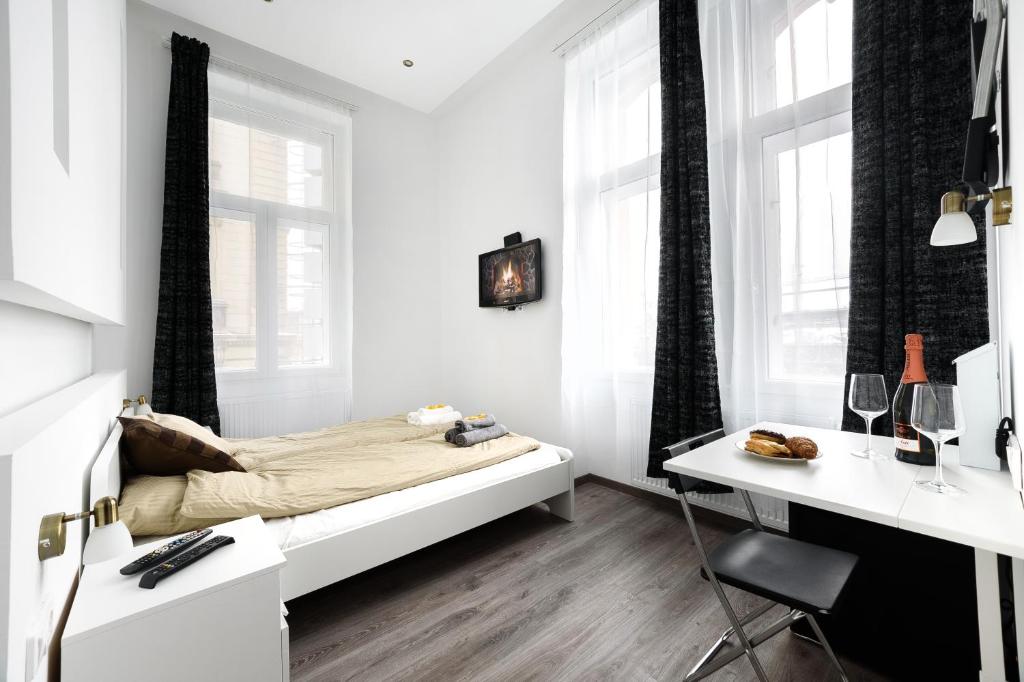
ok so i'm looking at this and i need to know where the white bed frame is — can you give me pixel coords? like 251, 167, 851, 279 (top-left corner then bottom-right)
89, 424, 575, 601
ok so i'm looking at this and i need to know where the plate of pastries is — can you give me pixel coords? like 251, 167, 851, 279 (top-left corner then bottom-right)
735, 429, 821, 462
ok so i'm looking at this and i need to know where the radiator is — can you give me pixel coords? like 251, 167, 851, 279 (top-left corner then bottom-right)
218, 389, 350, 439
628, 399, 789, 531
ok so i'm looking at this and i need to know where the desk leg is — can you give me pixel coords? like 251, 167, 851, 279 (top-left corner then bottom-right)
976, 549, 1005, 682
1013, 558, 1024, 682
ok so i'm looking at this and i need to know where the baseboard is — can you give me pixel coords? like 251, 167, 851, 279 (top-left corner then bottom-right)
573, 473, 595, 487
574, 473, 748, 531
576, 473, 675, 510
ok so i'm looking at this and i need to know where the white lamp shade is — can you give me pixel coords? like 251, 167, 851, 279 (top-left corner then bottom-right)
931, 211, 977, 246
83, 521, 133, 565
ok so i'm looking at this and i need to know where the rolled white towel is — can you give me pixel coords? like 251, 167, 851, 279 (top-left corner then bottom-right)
417, 405, 453, 416
408, 410, 462, 426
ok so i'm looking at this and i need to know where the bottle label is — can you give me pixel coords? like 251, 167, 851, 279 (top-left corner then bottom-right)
894, 422, 920, 452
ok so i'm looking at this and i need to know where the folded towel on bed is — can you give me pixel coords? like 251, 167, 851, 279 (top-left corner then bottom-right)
455, 413, 495, 431
418, 404, 452, 416
454, 424, 509, 447
444, 414, 497, 442
407, 410, 462, 426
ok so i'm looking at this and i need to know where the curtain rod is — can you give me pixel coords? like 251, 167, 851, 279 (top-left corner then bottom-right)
161, 37, 359, 112
552, 0, 643, 55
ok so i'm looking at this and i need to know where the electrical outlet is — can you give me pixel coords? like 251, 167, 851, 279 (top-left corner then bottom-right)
23, 598, 56, 682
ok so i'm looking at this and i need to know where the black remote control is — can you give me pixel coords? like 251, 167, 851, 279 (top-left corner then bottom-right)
119, 529, 213, 575
138, 535, 235, 589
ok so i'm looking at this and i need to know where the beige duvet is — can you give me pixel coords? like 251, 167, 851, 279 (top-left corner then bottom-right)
125, 415, 541, 527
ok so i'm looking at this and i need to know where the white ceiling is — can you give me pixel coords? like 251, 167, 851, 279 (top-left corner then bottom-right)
142, 0, 568, 113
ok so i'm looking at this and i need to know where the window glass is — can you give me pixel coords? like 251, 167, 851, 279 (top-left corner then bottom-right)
752, 0, 852, 114
602, 181, 661, 370
209, 116, 325, 209
592, 0, 660, 175
277, 220, 327, 368
766, 125, 851, 382
210, 213, 257, 370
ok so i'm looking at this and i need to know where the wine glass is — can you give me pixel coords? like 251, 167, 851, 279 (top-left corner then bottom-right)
848, 374, 888, 459
911, 383, 966, 495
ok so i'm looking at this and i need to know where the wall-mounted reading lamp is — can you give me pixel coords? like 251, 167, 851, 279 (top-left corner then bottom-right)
38, 496, 133, 564
932, 0, 1012, 246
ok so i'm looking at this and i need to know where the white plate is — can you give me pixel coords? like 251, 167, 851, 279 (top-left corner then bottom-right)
734, 439, 822, 463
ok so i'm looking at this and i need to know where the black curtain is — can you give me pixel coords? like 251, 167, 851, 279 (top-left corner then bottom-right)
151, 33, 221, 434
841, 0, 989, 434
645, 0, 725, 494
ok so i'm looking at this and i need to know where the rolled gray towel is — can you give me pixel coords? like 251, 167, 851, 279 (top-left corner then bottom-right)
454, 414, 496, 432
444, 427, 460, 443
454, 424, 509, 447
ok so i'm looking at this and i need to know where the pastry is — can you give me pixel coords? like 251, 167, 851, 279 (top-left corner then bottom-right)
745, 439, 792, 458
749, 429, 786, 445
785, 436, 818, 459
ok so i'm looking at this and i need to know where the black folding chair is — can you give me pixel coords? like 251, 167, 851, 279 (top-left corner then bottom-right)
665, 433, 858, 681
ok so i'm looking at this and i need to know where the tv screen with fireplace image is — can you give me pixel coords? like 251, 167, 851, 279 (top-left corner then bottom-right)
478, 239, 542, 308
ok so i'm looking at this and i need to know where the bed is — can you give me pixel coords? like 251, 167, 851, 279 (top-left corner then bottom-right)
88, 416, 574, 601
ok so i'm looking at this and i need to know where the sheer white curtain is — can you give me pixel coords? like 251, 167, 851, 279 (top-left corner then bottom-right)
561, 0, 660, 482
701, 0, 853, 432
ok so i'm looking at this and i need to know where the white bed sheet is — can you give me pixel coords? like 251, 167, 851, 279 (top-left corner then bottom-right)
264, 444, 564, 551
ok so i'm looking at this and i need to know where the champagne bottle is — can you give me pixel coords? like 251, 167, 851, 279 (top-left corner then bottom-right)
891, 333, 936, 464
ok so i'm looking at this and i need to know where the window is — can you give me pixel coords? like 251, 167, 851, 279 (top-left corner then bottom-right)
565, 0, 661, 374
703, 0, 852, 428
207, 66, 350, 381
750, 0, 853, 387
763, 117, 851, 382
561, 0, 661, 485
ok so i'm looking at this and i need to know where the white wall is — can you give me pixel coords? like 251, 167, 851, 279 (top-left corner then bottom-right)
0, 0, 124, 325
433, 0, 607, 474
0, 1, 127, 679
93, 1, 442, 422
0, 372, 125, 682
1000, 5, 1023, 423
0, 301, 91, 416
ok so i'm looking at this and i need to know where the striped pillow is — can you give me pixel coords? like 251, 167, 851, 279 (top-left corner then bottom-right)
118, 416, 246, 476
119, 475, 233, 536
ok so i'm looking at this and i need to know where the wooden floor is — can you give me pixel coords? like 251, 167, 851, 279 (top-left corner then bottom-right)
287, 482, 888, 681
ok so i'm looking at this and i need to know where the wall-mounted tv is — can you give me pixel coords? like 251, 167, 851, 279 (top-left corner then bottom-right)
478, 238, 542, 308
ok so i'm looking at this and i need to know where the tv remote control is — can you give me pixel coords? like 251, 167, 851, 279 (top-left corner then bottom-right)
119, 529, 213, 575
138, 535, 235, 589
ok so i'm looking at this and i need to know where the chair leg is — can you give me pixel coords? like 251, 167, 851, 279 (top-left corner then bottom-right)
686, 601, 777, 679
678, 495, 770, 682
687, 626, 733, 679
737, 488, 764, 531
685, 608, 805, 681
806, 614, 849, 682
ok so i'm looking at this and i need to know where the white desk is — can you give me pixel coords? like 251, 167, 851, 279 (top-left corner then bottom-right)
661, 423, 919, 527
664, 422, 1024, 682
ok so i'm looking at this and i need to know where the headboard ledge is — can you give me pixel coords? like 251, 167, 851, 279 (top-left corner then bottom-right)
90, 420, 124, 509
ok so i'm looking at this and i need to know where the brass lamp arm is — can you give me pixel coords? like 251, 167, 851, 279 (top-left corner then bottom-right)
38, 496, 120, 561
941, 186, 1013, 226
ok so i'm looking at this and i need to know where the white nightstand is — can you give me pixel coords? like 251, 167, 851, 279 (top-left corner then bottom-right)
62, 515, 288, 682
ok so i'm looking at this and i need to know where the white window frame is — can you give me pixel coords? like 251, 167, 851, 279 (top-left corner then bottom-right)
207, 91, 350, 386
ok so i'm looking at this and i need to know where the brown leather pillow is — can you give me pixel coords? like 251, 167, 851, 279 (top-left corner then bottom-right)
118, 416, 246, 475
